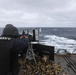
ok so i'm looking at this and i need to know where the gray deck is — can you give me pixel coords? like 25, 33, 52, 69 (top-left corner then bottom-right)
54, 54, 76, 75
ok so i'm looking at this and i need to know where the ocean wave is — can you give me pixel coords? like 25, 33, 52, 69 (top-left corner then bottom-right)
40, 35, 76, 54
53, 28, 58, 31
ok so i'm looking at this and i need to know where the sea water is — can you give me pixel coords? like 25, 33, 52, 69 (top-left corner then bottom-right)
0, 27, 76, 54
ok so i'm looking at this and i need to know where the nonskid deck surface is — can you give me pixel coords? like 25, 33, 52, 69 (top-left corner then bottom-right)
54, 54, 76, 75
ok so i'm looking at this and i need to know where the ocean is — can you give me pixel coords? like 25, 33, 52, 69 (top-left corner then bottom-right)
18, 27, 76, 40
0, 27, 76, 39
0, 27, 76, 54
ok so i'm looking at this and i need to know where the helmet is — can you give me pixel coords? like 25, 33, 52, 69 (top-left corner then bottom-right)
2, 24, 19, 37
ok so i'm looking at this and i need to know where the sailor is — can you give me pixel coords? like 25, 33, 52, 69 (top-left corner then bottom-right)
0, 24, 29, 75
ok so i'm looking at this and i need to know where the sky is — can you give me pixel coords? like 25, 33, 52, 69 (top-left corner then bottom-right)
0, 0, 76, 27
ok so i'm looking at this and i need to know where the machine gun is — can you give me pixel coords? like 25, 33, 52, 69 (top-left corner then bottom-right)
22, 29, 39, 42
18, 29, 39, 64
22, 29, 39, 64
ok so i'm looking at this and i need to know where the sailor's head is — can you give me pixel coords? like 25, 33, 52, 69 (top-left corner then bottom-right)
2, 24, 19, 37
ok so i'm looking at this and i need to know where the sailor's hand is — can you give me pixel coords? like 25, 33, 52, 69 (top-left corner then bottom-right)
20, 35, 28, 39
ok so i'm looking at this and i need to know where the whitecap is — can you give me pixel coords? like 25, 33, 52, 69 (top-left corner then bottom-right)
40, 35, 76, 54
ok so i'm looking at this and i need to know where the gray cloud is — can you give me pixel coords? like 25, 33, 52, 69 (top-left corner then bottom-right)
0, 0, 76, 27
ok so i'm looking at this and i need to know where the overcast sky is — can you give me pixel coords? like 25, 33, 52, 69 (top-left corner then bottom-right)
0, 0, 76, 27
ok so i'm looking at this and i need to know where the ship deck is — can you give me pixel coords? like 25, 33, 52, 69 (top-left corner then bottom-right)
54, 54, 76, 75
